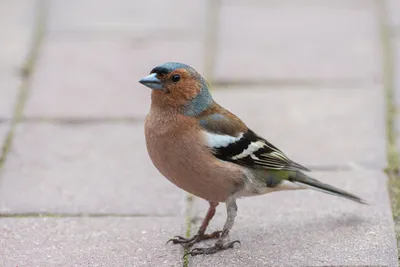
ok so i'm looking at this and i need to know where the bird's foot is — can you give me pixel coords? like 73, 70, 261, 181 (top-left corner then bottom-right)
166, 231, 222, 248
184, 240, 241, 256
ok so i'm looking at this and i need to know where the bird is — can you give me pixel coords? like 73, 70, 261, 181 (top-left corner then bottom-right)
139, 62, 366, 256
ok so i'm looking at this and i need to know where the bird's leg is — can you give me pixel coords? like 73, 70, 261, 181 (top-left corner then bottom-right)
186, 197, 240, 256
167, 201, 221, 247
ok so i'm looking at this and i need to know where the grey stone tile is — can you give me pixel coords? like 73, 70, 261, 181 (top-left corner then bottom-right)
212, 86, 385, 169
0, 76, 20, 119
388, 0, 400, 27
24, 38, 204, 118
214, 0, 380, 82
0, 0, 34, 119
394, 37, 400, 151
48, 0, 206, 38
0, 217, 184, 267
0, 0, 34, 72
395, 37, 400, 100
190, 170, 397, 266
0, 123, 185, 215
0, 123, 10, 145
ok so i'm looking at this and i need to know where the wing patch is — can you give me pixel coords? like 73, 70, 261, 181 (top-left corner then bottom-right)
207, 129, 309, 172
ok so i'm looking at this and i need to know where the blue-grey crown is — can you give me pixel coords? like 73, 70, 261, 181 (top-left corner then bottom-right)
151, 62, 196, 76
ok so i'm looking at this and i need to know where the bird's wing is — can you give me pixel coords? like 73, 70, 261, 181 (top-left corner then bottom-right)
198, 112, 310, 172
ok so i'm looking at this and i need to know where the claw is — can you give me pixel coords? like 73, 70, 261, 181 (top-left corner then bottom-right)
167, 235, 189, 244
228, 240, 241, 247
166, 237, 192, 245
185, 240, 241, 256
166, 231, 222, 248
165, 239, 175, 245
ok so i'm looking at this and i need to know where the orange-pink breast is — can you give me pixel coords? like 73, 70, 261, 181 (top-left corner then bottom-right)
144, 108, 243, 202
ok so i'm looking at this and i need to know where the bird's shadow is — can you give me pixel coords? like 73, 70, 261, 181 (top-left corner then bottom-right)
240, 212, 369, 240
193, 212, 370, 253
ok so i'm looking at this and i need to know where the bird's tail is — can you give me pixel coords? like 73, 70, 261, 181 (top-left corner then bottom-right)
289, 172, 367, 205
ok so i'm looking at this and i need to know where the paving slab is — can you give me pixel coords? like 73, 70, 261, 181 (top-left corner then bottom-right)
0, 123, 185, 215
189, 170, 397, 266
394, 37, 400, 151
212, 86, 385, 169
48, 0, 206, 38
0, 0, 34, 119
214, 0, 380, 82
0, 0, 34, 72
0, 216, 184, 267
0, 75, 20, 120
24, 38, 204, 119
388, 0, 400, 28
0, 123, 10, 145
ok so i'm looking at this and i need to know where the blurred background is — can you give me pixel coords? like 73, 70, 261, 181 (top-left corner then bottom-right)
0, 0, 399, 266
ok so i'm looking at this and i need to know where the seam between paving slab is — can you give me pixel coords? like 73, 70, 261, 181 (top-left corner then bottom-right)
377, 0, 400, 265
212, 78, 379, 88
49, 29, 204, 41
0, 0, 48, 170
202, 0, 221, 85
0, 213, 176, 218
19, 117, 146, 124
377, 0, 399, 174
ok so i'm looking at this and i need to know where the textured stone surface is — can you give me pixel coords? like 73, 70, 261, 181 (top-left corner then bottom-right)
48, 0, 206, 38
0, 0, 34, 119
388, 0, 400, 27
0, 76, 20, 119
0, 123, 184, 215
0, 0, 34, 72
190, 170, 397, 266
24, 39, 204, 119
0, 123, 10, 145
394, 37, 400, 150
0, 217, 184, 267
214, 0, 380, 82
212, 86, 385, 169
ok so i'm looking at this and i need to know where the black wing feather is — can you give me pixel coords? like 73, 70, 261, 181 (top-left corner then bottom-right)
212, 129, 310, 172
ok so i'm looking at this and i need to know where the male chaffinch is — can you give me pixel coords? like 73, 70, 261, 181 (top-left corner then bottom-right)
139, 62, 365, 256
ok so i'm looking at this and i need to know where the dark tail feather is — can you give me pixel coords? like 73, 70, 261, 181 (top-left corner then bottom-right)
289, 160, 311, 172
290, 172, 367, 205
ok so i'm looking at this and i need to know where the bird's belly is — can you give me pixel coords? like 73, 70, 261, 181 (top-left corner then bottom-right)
236, 173, 305, 198
145, 126, 240, 202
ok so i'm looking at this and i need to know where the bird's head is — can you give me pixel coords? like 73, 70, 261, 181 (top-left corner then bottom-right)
139, 62, 213, 116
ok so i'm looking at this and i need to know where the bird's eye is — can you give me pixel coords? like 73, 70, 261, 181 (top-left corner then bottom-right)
171, 74, 180, 83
